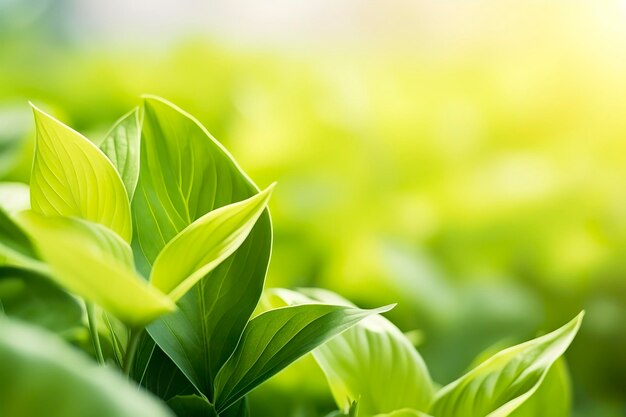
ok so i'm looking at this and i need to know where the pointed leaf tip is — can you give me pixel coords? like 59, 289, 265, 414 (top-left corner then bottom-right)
432, 311, 584, 417
151, 184, 275, 301
29, 104, 132, 242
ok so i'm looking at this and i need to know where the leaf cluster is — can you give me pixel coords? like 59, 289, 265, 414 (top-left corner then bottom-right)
0, 98, 391, 416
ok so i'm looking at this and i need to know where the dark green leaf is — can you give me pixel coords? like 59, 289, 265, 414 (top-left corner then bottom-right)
0, 316, 174, 417
213, 303, 394, 412
167, 396, 217, 417
137, 97, 272, 401
220, 396, 250, 417
0, 206, 39, 264
132, 334, 197, 401
0, 266, 82, 334
150, 185, 273, 301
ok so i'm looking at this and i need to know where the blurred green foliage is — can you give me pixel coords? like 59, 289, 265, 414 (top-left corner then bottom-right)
1, 2, 626, 416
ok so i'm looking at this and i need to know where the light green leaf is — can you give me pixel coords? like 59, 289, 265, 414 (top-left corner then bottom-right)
15, 211, 175, 327
214, 303, 395, 413
151, 184, 273, 301
29, 105, 132, 242
465, 342, 572, 417
327, 404, 434, 417
100, 108, 141, 199
0, 182, 30, 213
508, 359, 571, 417
0, 266, 82, 335
326, 400, 359, 417
137, 96, 272, 402
431, 312, 584, 417
271, 288, 434, 416
0, 316, 174, 417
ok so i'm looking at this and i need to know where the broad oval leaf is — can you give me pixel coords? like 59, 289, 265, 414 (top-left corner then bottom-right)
137, 97, 272, 402
15, 211, 175, 327
431, 312, 584, 417
0, 316, 174, 417
100, 108, 141, 199
271, 288, 435, 416
213, 303, 395, 413
29, 105, 132, 242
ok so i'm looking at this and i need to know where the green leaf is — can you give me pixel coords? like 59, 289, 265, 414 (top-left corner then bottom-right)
465, 342, 572, 417
0, 316, 174, 417
508, 359, 571, 417
325, 400, 360, 417
213, 303, 395, 413
0, 207, 39, 265
29, 105, 132, 242
100, 108, 141, 199
431, 312, 584, 417
132, 334, 197, 401
166, 395, 217, 417
0, 266, 82, 334
15, 211, 175, 327
101, 309, 129, 367
0, 182, 30, 213
151, 184, 273, 301
271, 288, 435, 415
220, 397, 250, 417
132, 96, 269, 269
326, 403, 434, 417
374, 410, 433, 417
137, 96, 272, 402
164, 394, 249, 417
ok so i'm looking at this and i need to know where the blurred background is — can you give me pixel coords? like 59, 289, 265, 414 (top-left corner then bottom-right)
1, 0, 626, 416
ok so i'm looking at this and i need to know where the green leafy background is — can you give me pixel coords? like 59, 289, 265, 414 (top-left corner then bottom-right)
1, 1, 625, 416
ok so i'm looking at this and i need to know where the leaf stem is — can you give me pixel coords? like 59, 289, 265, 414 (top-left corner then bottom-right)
123, 327, 143, 375
85, 301, 105, 364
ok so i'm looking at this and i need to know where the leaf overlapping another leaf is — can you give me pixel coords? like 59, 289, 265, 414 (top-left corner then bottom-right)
0, 207, 39, 267
29, 105, 132, 242
213, 303, 395, 413
0, 316, 174, 417
137, 97, 273, 402
0, 266, 83, 335
150, 183, 275, 301
431, 312, 584, 417
15, 211, 176, 327
99, 108, 141, 199
271, 288, 435, 416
